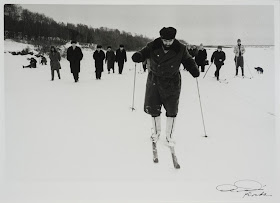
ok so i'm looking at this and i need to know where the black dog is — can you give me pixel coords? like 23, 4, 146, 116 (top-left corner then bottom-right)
255, 67, 264, 74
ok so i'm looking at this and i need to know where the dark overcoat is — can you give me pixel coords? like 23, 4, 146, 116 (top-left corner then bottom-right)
67, 46, 83, 73
115, 49, 127, 63
195, 49, 207, 66
49, 51, 61, 70
106, 50, 115, 68
211, 50, 226, 66
134, 38, 199, 116
93, 50, 105, 72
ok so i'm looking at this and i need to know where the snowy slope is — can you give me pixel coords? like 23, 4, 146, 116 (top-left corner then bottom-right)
2, 40, 277, 203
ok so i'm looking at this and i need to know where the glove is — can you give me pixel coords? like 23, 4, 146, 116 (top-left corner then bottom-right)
132, 52, 142, 63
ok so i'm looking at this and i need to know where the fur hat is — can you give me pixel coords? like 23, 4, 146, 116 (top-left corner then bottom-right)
71, 40, 77, 44
218, 46, 222, 49
160, 27, 177, 40
97, 45, 102, 48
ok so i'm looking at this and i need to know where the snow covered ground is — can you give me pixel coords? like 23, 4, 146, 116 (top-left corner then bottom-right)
1, 39, 278, 202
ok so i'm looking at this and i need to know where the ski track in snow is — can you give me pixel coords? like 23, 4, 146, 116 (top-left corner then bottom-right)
2, 40, 276, 202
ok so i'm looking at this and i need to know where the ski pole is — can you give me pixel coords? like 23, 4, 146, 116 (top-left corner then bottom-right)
203, 60, 214, 79
195, 78, 208, 137
131, 63, 137, 111
244, 57, 253, 79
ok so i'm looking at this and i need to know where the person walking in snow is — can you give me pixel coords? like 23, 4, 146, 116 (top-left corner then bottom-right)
105, 46, 115, 74
211, 46, 226, 81
195, 43, 207, 72
67, 40, 83, 83
93, 45, 105, 80
234, 39, 246, 76
131, 27, 199, 147
49, 46, 61, 81
115, 44, 127, 74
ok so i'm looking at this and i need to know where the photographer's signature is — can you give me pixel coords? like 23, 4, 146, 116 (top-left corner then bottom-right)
216, 180, 272, 198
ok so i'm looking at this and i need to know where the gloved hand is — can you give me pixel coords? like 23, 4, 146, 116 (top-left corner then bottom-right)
132, 52, 142, 63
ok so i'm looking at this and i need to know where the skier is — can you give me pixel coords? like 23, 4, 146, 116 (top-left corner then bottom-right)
105, 46, 115, 74
93, 45, 105, 80
115, 44, 127, 74
211, 46, 226, 81
49, 46, 61, 81
195, 43, 208, 72
67, 40, 83, 83
234, 39, 246, 76
131, 27, 199, 148
23, 57, 37, 68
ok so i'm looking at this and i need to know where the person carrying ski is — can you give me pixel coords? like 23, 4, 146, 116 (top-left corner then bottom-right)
211, 46, 226, 81
132, 27, 199, 147
234, 39, 246, 76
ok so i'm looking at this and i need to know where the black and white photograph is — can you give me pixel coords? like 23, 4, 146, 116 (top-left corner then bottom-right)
0, 0, 280, 202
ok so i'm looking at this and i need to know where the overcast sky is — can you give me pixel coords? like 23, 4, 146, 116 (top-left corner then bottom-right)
19, 4, 275, 45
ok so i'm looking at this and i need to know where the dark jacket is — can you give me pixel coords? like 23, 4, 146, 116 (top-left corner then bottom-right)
211, 50, 226, 66
49, 50, 61, 70
135, 38, 199, 78
30, 58, 37, 68
105, 50, 115, 65
195, 49, 207, 66
67, 46, 83, 73
189, 48, 198, 58
93, 50, 105, 72
115, 49, 127, 63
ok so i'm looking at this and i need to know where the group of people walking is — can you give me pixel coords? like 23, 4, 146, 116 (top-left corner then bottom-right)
187, 39, 246, 81
48, 41, 127, 82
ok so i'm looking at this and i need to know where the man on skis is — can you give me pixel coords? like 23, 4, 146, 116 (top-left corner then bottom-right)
131, 27, 199, 148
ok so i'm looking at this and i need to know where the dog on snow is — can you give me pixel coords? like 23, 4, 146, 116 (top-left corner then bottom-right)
254, 67, 264, 74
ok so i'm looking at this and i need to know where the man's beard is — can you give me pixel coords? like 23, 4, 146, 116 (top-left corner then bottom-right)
162, 44, 171, 50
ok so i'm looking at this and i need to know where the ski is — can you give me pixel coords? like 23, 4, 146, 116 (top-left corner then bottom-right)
169, 146, 180, 169
152, 142, 158, 163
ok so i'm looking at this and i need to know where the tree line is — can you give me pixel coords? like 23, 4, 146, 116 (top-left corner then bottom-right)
4, 4, 153, 51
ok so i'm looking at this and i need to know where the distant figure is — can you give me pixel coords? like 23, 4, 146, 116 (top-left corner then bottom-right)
234, 39, 246, 76
189, 45, 198, 59
211, 46, 226, 81
93, 45, 105, 80
23, 57, 37, 68
41, 56, 47, 65
49, 46, 61, 81
142, 59, 148, 72
195, 43, 207, 72
105, 46, 115, 74
67, 40, 83, 83
115, 44, 127, 74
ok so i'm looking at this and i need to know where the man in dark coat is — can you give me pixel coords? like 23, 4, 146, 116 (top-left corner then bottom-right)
67, 40, 83, 82
105, 46, 115, 74
189, 45, 198, 59
93, 45, 105, 80
132, 27, 199, 147
115, 44, 127, 74
211, 46, 226, 81
195, 43, 207, 72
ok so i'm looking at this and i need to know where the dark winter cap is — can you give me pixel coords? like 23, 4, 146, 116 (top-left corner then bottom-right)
237, 39, 241, 42
97, 45, 102, 48
71, 40, 77, 44
120, 44, 124, 47
160, 27, 177, 40
218, 46, 222, 49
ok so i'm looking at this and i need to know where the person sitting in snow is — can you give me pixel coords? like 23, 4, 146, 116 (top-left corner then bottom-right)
131, 27, 199, 147
211, 46, 226, 81
23, 57, 37, 68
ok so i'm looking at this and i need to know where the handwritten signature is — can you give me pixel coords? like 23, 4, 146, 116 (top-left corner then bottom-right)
216, 180, 272, 198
